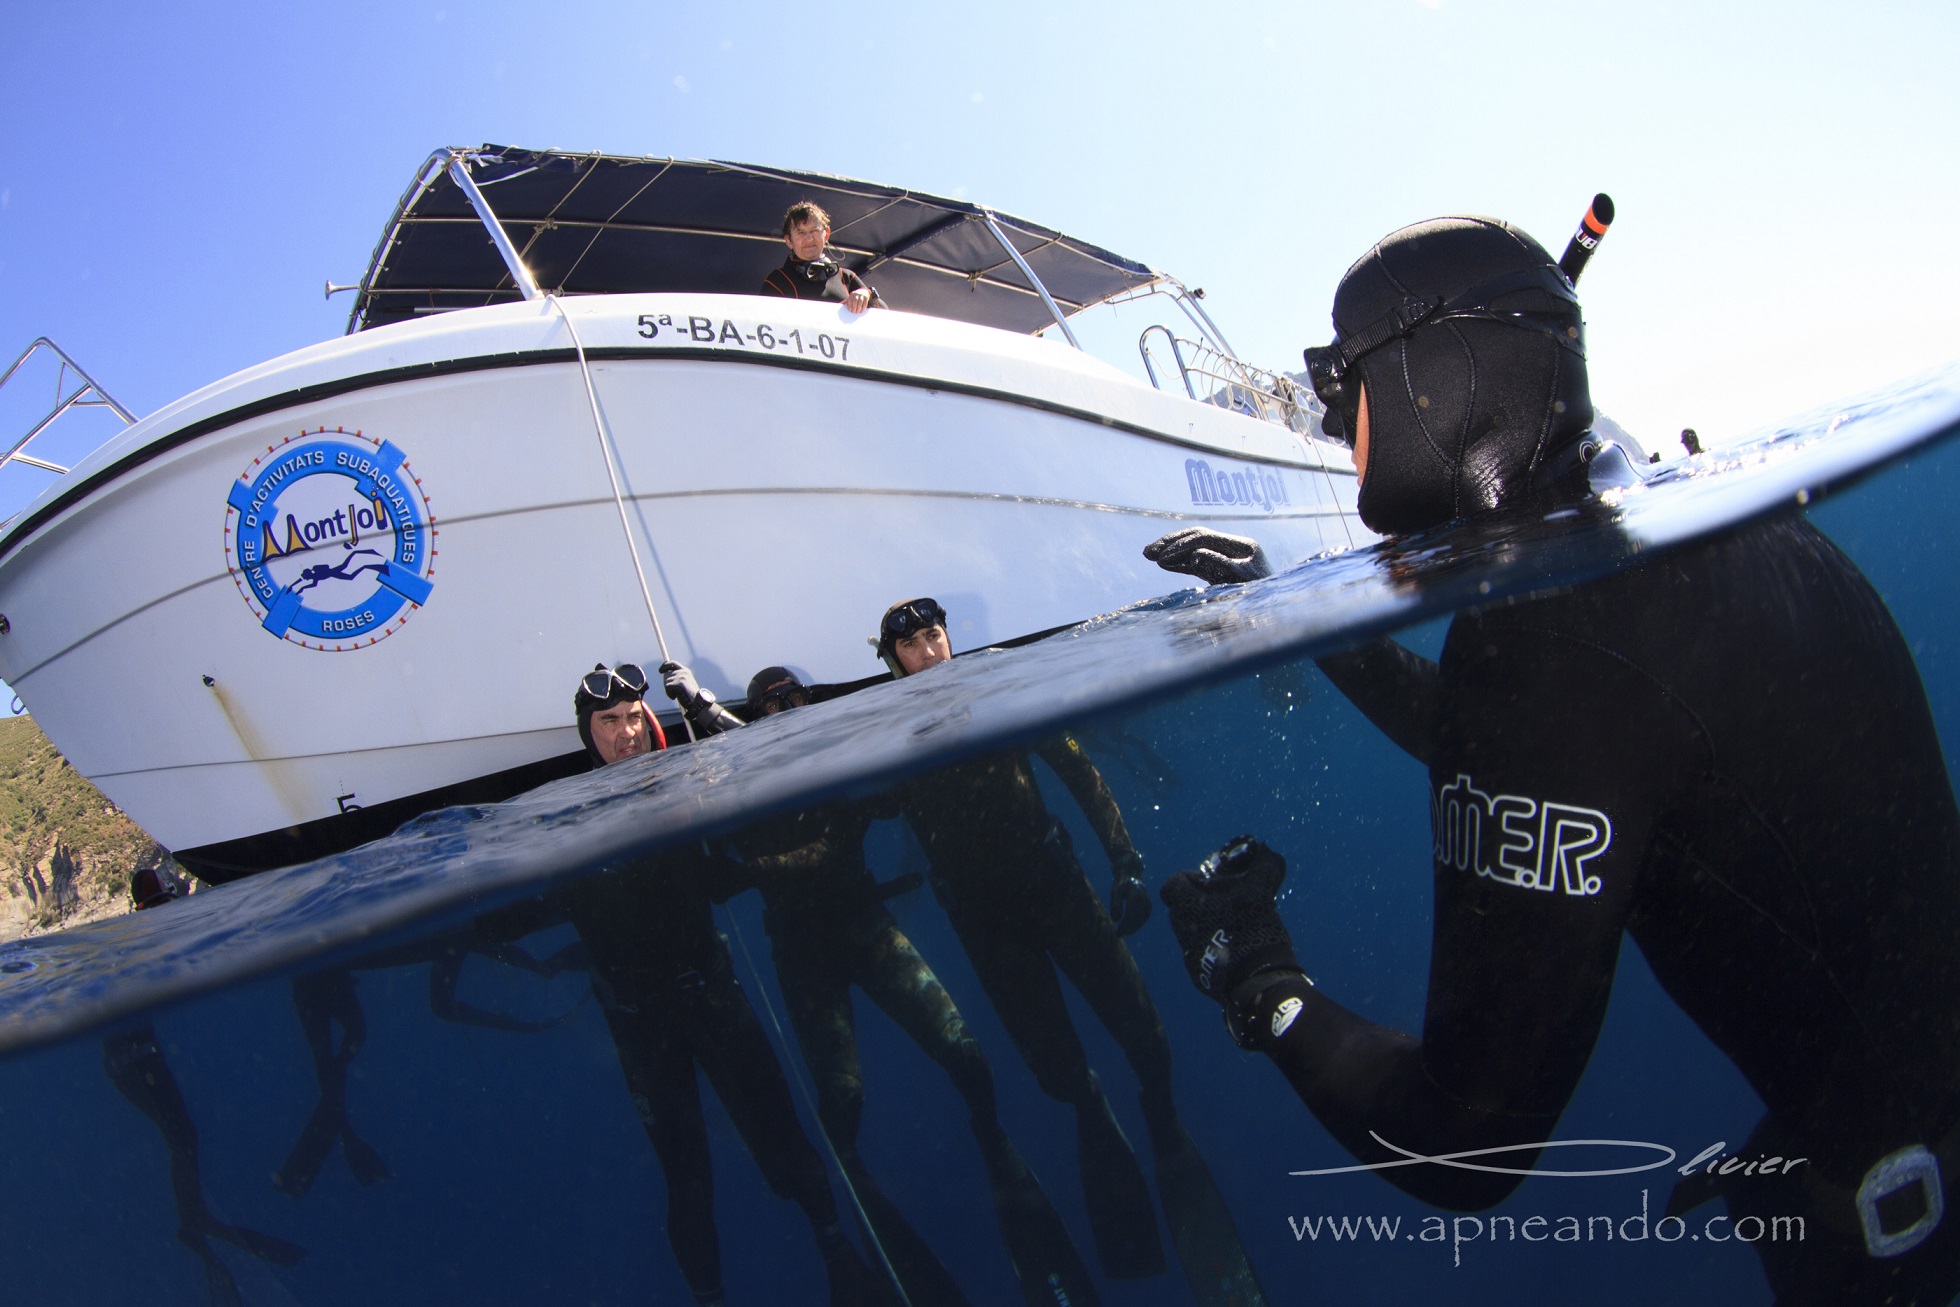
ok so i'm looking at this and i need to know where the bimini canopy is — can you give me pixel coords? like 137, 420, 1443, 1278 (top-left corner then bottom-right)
348, 146, 1161, 336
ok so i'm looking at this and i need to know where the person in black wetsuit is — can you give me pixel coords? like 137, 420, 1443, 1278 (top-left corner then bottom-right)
658, 661, 1098, 1307
1149, 216, 1960, 1305
760, 201, 885, 311
105, 862, 306, 1307
563, 663, 880, 1307
873, 600, 1270, 1306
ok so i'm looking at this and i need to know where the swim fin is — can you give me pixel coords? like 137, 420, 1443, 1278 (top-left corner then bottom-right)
843, 1156, 974, 1307
1073, 1077, 1165, 1279
1148, 1113, 1269, 1307
340, 1121, 392, 1187
975, 1123, 1102, 1307
272, 1097, 340, 1198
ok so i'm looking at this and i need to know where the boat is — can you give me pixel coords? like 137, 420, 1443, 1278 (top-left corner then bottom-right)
0, 145, 1362, 882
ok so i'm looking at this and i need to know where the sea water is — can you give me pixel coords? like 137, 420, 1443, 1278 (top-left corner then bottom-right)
1, 370, 1957, 1306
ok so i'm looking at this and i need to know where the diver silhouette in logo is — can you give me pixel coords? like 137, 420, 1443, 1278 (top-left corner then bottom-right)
288, 546, 387, 595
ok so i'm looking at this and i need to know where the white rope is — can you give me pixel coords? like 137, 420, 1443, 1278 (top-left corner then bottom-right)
550, 296, 675, 665
549, 296, 695, 741
723, 905, 915, 1307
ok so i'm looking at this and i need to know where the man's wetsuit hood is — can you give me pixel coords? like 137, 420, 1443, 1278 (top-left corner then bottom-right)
1332, 216, 1594, 535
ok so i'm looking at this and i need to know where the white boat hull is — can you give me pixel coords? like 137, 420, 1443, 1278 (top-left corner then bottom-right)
0, 294, 1361, 870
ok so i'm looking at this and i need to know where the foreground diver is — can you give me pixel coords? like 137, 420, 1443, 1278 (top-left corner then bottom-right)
106, 864, 305, 1307
875, 600, 1269, 1306
1151, 216, 1960, 1305
564, 663, 882, 1307
660, 662, 1098, 1307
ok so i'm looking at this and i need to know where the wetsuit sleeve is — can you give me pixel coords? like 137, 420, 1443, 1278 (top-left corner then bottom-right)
1265, 621, 1689, 1209
1037, 735, 1139, 865
1315, 638, 1442, 764
760, 267, 793, 297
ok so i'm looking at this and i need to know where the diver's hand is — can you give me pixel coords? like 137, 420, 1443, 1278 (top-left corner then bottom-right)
1109, 851, 1150, 937
1143, 528, 1272, 585
660, 661, 705, 711
1159, 837, 1300, 1003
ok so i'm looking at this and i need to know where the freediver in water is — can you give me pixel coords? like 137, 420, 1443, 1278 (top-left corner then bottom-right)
563, 663, 884, 1307
1148, 216, 1960, 1305
105, 862, 306, 1307
869, 600, 1269, 1306
272, 968, 391, 1198
659, 660, 1098, 1307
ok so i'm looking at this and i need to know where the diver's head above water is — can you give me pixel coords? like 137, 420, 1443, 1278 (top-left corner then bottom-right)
876, 597, 951, 677
1305, 215, 1594, 535
746, 665, 811, 716
574, 662, 668, 765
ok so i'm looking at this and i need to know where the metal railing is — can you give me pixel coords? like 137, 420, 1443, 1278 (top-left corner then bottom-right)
1139, 322, 1322, 439
0, 338, 138, 480
1109, 279, 1326, 440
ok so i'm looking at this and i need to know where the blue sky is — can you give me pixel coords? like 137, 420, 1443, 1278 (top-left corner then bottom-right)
1, 0, 1956, 710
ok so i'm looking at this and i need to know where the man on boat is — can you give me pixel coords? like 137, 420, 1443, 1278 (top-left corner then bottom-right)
872, 599, 1270, 1306
1148, 215, 1960, 1304
562, 662, 883, 1307
657, 660, 1100, 1307
760, 202, 885, 311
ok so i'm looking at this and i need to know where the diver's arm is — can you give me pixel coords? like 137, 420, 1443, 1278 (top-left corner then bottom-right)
1040, 735, 1151, 932
1039, 735, 1139, 868
1248, 978, 1563, 1209
1314, 638, 1442, 764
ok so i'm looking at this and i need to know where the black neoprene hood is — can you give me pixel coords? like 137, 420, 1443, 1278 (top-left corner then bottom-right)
1333, 216, 1594, 535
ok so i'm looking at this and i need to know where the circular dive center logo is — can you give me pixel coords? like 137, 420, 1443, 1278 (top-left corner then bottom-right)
223, 427, 437, 650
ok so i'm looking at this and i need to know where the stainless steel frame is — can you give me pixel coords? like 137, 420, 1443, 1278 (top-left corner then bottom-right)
981, 210, 1081, 349
0, 338, 139, 480
446, 153, 542, 302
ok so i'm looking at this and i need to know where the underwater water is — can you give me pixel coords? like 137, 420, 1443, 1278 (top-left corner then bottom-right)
2, 368, 1958, 1306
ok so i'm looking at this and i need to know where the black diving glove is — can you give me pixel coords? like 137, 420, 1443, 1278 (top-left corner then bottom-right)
1160, 837, 1310, 1048
661, 661, 744, 734
1109, 850, 1151, 937
1142, 528, 1273, 585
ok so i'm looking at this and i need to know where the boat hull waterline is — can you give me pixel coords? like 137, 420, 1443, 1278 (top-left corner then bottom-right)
0, 293, 1360, 871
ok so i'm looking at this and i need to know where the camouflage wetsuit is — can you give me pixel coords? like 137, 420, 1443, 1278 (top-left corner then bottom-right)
735, 798, 995, 1144
899, 736, 1172, 1117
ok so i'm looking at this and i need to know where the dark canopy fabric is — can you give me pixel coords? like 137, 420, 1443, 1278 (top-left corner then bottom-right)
349, 147, 1160, 335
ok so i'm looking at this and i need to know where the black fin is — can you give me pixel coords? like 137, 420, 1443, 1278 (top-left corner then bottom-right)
976, 1126, 1102, 1307
1152, 1120, 1269, 1307
845, 1159, 972, 1307
1074, 1090, 1164, 1278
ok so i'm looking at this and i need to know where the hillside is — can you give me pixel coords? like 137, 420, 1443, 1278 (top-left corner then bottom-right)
0, 715, 183, 942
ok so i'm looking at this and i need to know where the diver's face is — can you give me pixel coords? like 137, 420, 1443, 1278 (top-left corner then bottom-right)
786, 220, 829, 262
1353, 381, 1370, 487
591, 699, 652, 765
758, 680, 810, 715
895, 625, 951, 675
